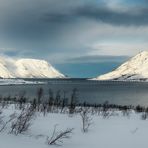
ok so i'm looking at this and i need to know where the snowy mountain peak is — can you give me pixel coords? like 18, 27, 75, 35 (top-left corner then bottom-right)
0, 57, 65, 78
130, 51, 148, 61
94, 51, 148, 81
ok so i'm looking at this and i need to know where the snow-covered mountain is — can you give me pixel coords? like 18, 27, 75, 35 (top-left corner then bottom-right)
0, 57, 64, 78
94, 51, 148, 81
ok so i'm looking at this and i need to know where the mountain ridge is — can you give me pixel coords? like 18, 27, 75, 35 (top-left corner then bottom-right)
94, 51, 148, 81
0, 57, 64, 78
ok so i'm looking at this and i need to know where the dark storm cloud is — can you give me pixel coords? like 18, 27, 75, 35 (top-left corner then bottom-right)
75, 6, 148, 26
43, 4, 148, 26
1, 0, 148, 44
3, 0, 148, 42
0, 0, 148, 62
66, 55, 129, 63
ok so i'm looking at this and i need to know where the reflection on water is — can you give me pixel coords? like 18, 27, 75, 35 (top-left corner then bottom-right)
0, 79, 148, 106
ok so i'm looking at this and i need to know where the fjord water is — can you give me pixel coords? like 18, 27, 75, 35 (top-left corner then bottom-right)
1, 79, 148, 106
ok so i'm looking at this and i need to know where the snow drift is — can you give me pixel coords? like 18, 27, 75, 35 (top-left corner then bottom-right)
94, 51, 148, 81
0, 57, 64, 78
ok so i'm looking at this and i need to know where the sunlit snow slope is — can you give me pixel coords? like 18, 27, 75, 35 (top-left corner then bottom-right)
0, 58, 64, 78
95, 51, 148, 81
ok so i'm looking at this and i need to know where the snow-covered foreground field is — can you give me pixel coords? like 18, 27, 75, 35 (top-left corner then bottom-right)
0, 106, 148, 148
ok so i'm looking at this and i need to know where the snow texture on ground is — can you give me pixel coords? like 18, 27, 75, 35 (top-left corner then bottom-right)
0, 79, 46, 85
0, 106, 148, 148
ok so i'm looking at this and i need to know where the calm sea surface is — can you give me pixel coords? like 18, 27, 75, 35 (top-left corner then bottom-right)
1, 78, 148, 106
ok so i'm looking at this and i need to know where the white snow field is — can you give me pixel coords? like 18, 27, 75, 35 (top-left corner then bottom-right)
95, 51, 148, 81
0, 79, 45, 85
0, 57, 64, 78
0, 106, 148, 148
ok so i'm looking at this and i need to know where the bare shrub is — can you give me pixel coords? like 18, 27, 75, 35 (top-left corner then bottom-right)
102, 101, 110, 118
141, 112, 148, 120
47, 89, 54, 112
0, 113, 16, 132
10, 106, 35, 135
47, 125, 74, 146
0, 109, 4, 129
69, 88, 78, 114
41, 102, 47, 116
18, 91, 26, 110
80, 107, 92, 133
37, 88, 43, 111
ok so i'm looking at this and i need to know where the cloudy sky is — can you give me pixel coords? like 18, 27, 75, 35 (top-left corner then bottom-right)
0, 0, 148, 77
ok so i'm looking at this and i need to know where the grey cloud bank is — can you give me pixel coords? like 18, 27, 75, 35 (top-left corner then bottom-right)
0, 0, 147, 77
